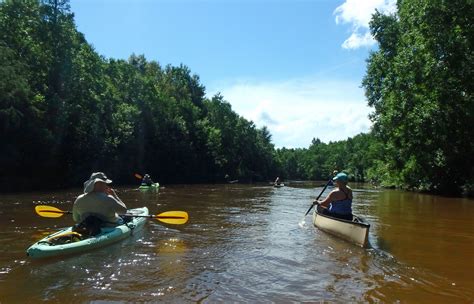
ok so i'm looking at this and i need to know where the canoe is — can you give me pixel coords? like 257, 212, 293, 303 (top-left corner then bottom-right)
312, 209, 370, 247
27, 207, 149, 259
138, 183, 160, 190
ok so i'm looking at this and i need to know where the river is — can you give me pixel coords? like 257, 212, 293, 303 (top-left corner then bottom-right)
0, 182, 473, 302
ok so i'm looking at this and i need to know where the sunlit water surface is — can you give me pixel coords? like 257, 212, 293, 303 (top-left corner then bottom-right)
0, 183, 473, 302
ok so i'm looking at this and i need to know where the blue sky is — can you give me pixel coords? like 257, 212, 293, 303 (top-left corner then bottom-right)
70, 0, 396, 148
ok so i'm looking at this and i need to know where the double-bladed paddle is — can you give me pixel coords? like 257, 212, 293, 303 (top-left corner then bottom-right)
35, 205, 189, 225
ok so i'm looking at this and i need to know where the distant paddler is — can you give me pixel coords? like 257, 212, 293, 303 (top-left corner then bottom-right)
273, 176, 285, 187
141, 174, 154, 186
225, 174, 238, 184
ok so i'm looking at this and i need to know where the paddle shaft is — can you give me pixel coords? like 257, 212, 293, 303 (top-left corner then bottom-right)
122, 214, 186, 219
305, 179, 332, 216
35, 205, 188, 224
40, 210, 185, 220
43, 210, 72, 215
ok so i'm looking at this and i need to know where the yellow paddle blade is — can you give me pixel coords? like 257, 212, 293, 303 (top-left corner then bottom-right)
35, 205, 70, 218
154, 211, 189, 225
134, 173, 143, 180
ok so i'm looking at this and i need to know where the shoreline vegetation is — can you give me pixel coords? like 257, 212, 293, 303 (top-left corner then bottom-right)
1, 0, 472, 196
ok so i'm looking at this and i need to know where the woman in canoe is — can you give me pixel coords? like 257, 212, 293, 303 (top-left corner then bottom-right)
313, 172, 353, 221
72, 172, 127, 235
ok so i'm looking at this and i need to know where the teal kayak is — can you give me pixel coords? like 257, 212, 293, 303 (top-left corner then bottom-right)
26, 207, 149, 259
138, 183, 160, 190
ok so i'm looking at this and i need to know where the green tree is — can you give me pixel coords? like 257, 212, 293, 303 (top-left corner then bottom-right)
363, 0, 473, 195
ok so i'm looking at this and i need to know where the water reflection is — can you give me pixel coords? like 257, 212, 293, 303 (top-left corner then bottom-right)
0, 183, 473, 302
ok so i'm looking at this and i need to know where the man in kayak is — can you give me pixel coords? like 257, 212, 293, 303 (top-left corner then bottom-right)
141, 174, 153, 186
314, 172, 353, 220
274, 176, 281, 186
73, 172, 127, 234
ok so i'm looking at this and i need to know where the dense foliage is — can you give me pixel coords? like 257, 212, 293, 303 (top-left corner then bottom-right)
274, 133, 381, 183
271, 0, 473, 196
362, 0, 473, 195
1, 0, 471, 197
0, 0, 276, 190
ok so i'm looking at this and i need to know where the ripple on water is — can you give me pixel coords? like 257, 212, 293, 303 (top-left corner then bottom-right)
1, 184, 473, 302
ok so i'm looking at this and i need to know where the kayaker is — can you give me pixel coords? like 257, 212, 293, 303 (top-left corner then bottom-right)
313, 172, 353, 220
142, 174, 153, 186
274, 177, 281, 186
73, 172, 127, 232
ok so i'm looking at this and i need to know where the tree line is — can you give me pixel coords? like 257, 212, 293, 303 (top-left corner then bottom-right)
275, 0, 473, 196
274, 134, 381, 183
1, 0, 472, 196
0, 0, 275, 190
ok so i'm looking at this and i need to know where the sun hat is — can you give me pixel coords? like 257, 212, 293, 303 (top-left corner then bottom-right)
83, 172, 112, 194
333, 172, 348, 183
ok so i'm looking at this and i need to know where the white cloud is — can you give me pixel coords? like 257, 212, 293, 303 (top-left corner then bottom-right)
342, 32, 376, 49
208, 77, 372, 148
334, 0, 397, 49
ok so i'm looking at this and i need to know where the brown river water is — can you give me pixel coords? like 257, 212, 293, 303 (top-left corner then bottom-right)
0, 182, 473, 303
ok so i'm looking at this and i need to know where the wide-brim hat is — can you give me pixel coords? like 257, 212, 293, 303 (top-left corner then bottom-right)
83, 172, 112, 193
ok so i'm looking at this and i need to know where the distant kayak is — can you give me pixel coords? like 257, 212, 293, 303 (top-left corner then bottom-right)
273, 183, 285, 188
138, 183, 160, 190
27, 207, 149, 259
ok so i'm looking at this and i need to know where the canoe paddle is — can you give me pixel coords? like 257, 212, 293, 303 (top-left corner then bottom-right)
35, 205, 189, 225
304, 179, 333, 216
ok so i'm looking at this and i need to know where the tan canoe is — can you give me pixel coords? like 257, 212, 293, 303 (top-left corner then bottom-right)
313, 210, 370, 247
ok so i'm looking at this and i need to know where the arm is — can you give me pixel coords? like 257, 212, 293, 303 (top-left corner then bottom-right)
72, 205, 80, 222
109, 196, 127, 214
315, 191, 335, 208
106, 188, 127, 212
72, 196, 82, 223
